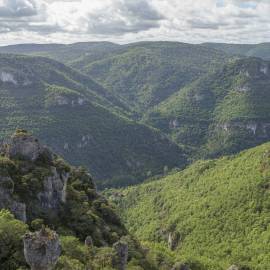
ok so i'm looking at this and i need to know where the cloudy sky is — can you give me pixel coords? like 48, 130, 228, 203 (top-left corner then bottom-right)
0, 0, 269, 45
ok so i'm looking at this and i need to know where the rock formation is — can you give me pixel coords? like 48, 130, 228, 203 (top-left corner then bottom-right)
5, 129, 52, 162
113, 240, 128, 270
168, 231, 180, 251
171, 263, 190, 270
37, 166, 70, 209
85, 235, 94, 248
23, 227, 61, 270
227, 266, 239, 270
0, 130, 70, 220
0, 175, 26, 222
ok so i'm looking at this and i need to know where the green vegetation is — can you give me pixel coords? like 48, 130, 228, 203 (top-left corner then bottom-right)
109, 142, 270, 269
0, 54, 186, 188
1, 42, 270, 190
1, 41, 270, 270
202, 42, 270, 60
0, 131, 161, 270
80, 42, 228, 112
0, 42, 122, 66
145, 57, 270, 158
0, 42, 229, 112
0, 210, 28, 269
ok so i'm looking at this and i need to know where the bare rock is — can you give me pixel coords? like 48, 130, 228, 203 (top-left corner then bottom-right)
23, 227, 61, 270
171, 262, 190, 270
227, 266, 239, 270
0, 176, 26, 222
37, 166, 69, 209
5, 130, 52, 162
85, 235, 94, 247
168, 231, 180, 251
113, 240, 128, 270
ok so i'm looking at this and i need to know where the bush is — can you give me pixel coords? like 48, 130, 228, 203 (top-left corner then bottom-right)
0, 210, 28, 269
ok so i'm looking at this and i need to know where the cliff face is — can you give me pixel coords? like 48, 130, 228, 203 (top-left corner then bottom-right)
0, 130, 162, 270
0, 129, 126, 245
0, 175, 26, 222
0, 131, 67, 222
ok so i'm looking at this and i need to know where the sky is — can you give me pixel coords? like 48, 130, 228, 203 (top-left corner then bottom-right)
0, 0, 269, 45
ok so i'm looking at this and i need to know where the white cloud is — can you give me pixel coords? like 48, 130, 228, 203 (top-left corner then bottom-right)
0, 0, 269, 45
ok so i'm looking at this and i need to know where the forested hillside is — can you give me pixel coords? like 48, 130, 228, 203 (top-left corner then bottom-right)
0, 54, 187, 188
109, 142, 270, 270
1, 42, 270, 188
202, 42, 270, 60
0, 42, 230, 112
146, 57, 270, 158
78, 42, 229, 112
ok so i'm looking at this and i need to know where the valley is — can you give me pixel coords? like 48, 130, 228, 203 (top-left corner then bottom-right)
0, 40, 270, 270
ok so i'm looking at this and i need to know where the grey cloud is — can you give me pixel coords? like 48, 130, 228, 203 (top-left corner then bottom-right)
121, 0, 163, 21
187, 19, 229, 30
89, 21, 160, 35
0, 0, 164, 36
86, 0, 163, 35
0, 0, 38, 17
0, 0, 268, 45
0, 0, 56, 35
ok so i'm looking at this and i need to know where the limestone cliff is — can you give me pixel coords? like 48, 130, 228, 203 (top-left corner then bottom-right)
0, 130, 160, 270
0, 130, 126, 246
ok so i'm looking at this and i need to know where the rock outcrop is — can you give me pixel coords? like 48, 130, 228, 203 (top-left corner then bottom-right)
113, 240, 128, 270
219, 121, 270, 137
23, 227, 61, 270
37, 166, 69, 209
171, 263, 190, 270
0, 175, 26, 222
5, 129, 52, 162
85, 235, 94, 248
227, 266, 239, 270
168, 231, 180, 251
0, 130, 70, 220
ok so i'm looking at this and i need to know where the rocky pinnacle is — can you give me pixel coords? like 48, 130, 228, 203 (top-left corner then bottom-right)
23, 227, 61, 270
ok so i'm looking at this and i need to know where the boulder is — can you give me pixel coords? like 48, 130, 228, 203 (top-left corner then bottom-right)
23, 227, 61, 270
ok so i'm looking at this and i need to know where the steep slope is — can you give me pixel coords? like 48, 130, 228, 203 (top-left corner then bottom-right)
110, 142, 270, 270
202, 42, 270, 60
80, 42, 229, 112
0, 53, 129, 114
0, 54, 187, 188
0, 130, 158, 270
146, 57, 270, 158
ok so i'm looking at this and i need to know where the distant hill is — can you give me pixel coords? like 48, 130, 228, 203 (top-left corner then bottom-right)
110, 141, 270, 270
2, 42, 270, 184
0, 54, 187, 188
145, 57, 270, 158
0, 41, 230, 113
78, 42, 229, 112
0, 42, 122, 65
202, 42, 270, 60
